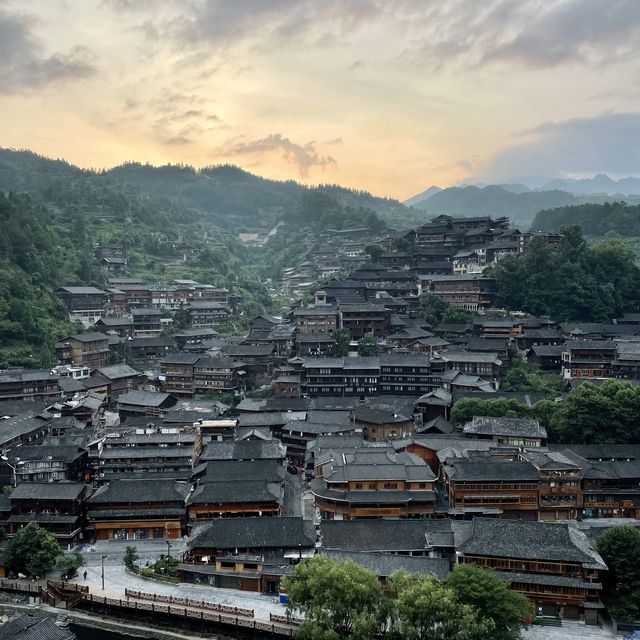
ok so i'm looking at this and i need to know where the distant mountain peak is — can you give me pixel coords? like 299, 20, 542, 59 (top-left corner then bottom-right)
404, 185, 442, 207
541, 174, 640, 196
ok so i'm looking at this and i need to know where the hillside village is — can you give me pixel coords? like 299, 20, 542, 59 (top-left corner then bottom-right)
2, 210, 640, 634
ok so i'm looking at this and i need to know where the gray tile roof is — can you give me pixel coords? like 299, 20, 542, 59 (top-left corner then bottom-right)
57, 286, 106, 295
444, 459, 539, 482
199, 460, 285, 483
96, 364, 141, 379
88, 478, 189, 504
201, 438, 286, 461
320, 519, 454, 552
454, 518, 607, 568
319, 550, 450, 579
495, 571, 602, 590
10, 482, 85, 501
0, 613, 75, 640
463, 416, 547, 439
354, 407, 412, 425
188, 479, 282, 505
188, 516, 314, 550
118, 391, 174, 407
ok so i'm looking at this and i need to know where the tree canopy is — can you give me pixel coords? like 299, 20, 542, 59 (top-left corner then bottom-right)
4, 523, 62, 577
596, 526, 640, 622
388, 571, 489, 640
445, 564, 531, 640
532, 201, 640, 237
450, 379, 640, 445
357, 334, 381, 357
491, 226, 640, 321
282, 555, 385, 639
282, 555, 530, 640
548, 379, 640, 444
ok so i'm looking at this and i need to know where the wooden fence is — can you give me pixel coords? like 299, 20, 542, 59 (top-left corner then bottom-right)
125, 588, 255, 618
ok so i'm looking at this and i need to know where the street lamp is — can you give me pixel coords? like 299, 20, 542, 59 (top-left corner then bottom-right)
101, 555, 108, 591
1, 456, 25, 487
166, 541, 172, 559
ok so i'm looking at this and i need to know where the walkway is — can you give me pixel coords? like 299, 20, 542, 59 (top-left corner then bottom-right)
522, 621, 615, 640
76, 540, 287, 623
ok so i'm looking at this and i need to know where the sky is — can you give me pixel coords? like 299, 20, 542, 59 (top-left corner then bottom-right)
1, 0, 640, 200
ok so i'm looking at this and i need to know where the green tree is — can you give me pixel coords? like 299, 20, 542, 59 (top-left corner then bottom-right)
446, 564, 531, 640
596, 526, 640, 621
57, 552, 86, 578
282, 555, 385, 639
4, 523, 62, 577
450, 397, 527, 425
332, 329, 351, 357
492, 226, 640, 321
419, 293, 447, 326
442, 306, 473, 324
500, 358, 563, 396
548, 379, 640, 444
388, 570, 490, 640
364, 244, 383, 261
357, 334, 381, 357
123, 546, 139, 570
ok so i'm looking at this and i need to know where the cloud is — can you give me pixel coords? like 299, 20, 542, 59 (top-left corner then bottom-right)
477, 112, 640, 183
0, 6, 96, 93
168, 0, 382, 52
107, 0, 640, 72
395, 0, 640, 70
220, 133, 337, 176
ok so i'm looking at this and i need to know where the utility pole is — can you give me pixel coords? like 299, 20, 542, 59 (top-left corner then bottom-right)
101, 555, 108, 590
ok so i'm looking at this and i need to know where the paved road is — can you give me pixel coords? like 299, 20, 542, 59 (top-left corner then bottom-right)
73, 540, 287, 622
522, 622, 614, 639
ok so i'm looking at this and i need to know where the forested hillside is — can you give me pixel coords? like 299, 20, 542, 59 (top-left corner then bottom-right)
531, 201, 640, 236
0, 192, 84, 367
0, 148, 412, 368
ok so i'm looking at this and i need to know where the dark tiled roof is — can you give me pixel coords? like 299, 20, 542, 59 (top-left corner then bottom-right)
118, 391, 175, 407
199, 460, 285, 482
0, 612, 75, 640
454, 518, 606, 567
188, 516, 314, 549
354, 407, 412, 425
57, 286, 106, 295
88, 478, 189, 504
444, 459, 539, 482
96, 364, 141, 380
320, 519, 454, 552
463, 416, 547, 439
10, 482, 85, 501
223, 345, 275, 357
188, 480, 281, 505
201, 439, 286, 461
495, 571, 601, 590
319, 550, 450, 579
528, 345, 563, 357
160, 353, 202, 365
65, 332, 109, 343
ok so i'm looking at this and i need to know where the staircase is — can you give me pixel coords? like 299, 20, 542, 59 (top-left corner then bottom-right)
532, 616, 563, 627
40, 581, 85, 609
